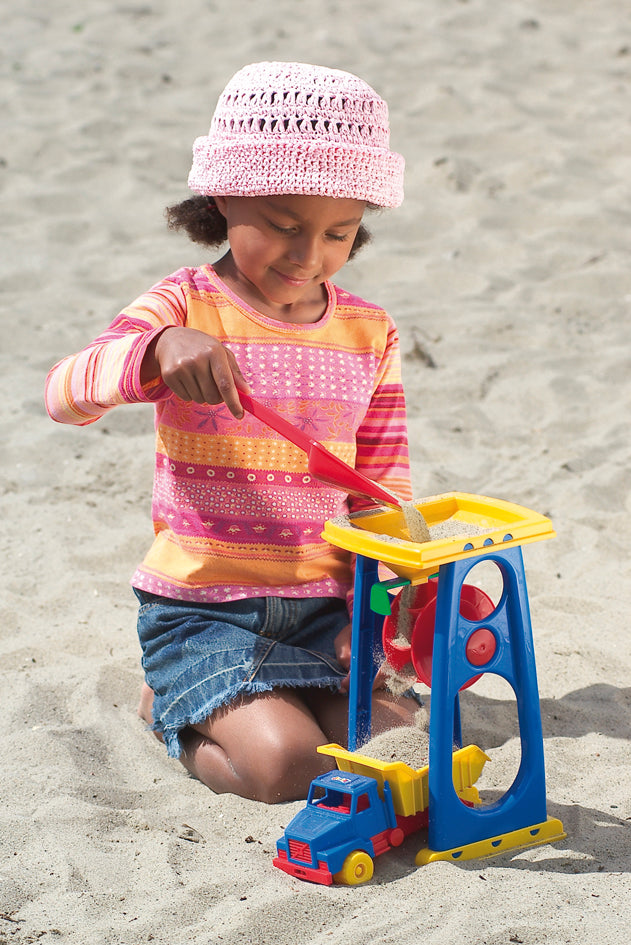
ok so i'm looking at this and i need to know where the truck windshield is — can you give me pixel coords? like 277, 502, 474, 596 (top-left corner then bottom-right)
309, 785, 352, 814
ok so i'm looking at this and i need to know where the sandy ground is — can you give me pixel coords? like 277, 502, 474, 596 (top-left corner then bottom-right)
1, 0, 630, 942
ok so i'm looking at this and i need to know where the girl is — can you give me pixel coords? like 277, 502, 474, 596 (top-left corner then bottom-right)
45, 61, 418, 803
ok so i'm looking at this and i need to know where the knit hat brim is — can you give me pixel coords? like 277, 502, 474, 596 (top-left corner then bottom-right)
188, 137, 405, 209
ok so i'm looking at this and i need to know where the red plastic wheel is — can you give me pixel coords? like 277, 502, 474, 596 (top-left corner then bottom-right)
411, 584, 496, 689
388, 827, 405, 847
465, 627, 497, 666
382, 579, 438, 672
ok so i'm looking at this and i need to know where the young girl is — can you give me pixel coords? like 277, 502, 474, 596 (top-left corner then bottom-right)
45, 61, 418, 803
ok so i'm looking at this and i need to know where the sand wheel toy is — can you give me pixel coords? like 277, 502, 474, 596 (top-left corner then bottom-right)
322, 492, 565, 863
382, 578, 497, 690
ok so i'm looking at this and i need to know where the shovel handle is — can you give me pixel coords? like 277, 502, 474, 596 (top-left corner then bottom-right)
238, 391, 316, 454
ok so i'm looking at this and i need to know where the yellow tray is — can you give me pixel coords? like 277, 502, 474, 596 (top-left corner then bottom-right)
323, 492, 555, 581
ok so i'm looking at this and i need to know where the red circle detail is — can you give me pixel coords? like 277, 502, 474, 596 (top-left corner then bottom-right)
389, 827, 405, 847
410, 584, 495, 689
465, 628, 497, 666
382, 582, 497, 689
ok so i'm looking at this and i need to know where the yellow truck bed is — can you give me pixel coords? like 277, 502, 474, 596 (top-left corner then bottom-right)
317, 743, 489, 817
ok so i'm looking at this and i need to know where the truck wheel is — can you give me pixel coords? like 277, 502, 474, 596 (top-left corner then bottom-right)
389, 827, 405, 847
334, 851, 374, 886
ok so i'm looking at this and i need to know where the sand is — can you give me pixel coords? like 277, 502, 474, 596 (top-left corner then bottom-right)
401, 501, 432, 542
2, 0, 631, 941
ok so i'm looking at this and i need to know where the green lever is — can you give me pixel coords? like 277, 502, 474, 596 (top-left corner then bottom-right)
370, 577, 411, 616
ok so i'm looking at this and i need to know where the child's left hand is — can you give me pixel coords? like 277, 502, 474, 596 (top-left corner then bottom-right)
334, 623, 352, 691
334, 623, 386, 692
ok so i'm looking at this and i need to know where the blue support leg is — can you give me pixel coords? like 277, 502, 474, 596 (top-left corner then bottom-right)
426, 546, 550, 854
348, 555, 383, 751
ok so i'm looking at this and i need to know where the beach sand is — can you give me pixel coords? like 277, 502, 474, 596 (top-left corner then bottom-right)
2, 1, 630, 941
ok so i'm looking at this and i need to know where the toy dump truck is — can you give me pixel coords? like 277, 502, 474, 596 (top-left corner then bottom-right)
273, 743, 489, 886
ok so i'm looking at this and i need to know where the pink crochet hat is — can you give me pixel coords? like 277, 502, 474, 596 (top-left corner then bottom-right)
188, 61, 404, 208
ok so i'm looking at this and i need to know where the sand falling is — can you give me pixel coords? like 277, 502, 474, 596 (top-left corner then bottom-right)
400, 499, 431, 542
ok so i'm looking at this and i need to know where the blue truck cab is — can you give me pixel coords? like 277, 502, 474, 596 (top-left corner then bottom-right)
273, 769, 405, 886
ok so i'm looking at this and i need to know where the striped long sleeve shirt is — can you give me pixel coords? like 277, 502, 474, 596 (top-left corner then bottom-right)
45, 265, 412, 602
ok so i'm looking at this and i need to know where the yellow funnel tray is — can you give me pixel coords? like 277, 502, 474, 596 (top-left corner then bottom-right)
323, 492, 555, 581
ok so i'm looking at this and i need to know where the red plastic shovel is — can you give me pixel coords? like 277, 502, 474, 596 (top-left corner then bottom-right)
238, 391, 401, 509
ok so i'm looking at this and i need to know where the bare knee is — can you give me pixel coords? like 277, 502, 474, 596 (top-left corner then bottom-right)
243, 735, 331, 804
182, 690, 338, 803
180, 721, 331, 803
370, 690, 421, 736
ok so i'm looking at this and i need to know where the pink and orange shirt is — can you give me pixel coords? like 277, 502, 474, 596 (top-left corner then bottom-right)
45, 265, 412, 602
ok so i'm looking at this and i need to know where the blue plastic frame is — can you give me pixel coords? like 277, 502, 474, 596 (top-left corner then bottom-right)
347, 546, 549, 853
427, 545, 547, 851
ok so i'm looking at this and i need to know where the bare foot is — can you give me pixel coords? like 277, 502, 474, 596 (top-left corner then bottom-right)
137, 681, 154, 723
137, 682, 164, 742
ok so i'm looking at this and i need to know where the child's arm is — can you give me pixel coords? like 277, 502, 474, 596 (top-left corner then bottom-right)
45, 278, 248, 424
334, 622, 388, 692
45, 280, 186, 426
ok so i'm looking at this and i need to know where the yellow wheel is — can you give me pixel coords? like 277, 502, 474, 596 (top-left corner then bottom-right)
334, 850, 374, 886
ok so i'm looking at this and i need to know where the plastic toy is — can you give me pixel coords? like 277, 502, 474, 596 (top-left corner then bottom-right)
321, 492, 566, 866
273, 493, 565, 883
381, 576, 496, 690
274, 743, 489, 885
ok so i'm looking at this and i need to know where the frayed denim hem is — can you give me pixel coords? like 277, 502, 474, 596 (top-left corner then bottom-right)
158, 675, 345, 759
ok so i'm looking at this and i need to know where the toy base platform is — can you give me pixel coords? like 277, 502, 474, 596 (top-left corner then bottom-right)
415, 816, 566, 865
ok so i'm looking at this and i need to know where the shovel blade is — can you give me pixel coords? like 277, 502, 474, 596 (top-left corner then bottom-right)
307, 442, 401, 509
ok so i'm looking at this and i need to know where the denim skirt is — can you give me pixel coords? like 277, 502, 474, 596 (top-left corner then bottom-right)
134, 590, 349, 758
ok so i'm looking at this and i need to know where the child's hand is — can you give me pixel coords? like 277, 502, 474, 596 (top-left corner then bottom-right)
143, 327, 250, 417
334, 623, 352, 691
334, 622, 388, 693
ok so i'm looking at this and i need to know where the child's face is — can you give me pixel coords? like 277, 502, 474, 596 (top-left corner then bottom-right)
213, 194, 365, 322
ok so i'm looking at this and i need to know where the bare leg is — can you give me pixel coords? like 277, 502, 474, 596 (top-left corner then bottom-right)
139, 684, 335, 802
305, 686, 420, 746
182, 689, 337, 802
138, 682, 419, 803
138, 682, 163, 740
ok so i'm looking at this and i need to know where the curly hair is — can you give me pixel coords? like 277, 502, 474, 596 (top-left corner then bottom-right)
165, 196, 373, 259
